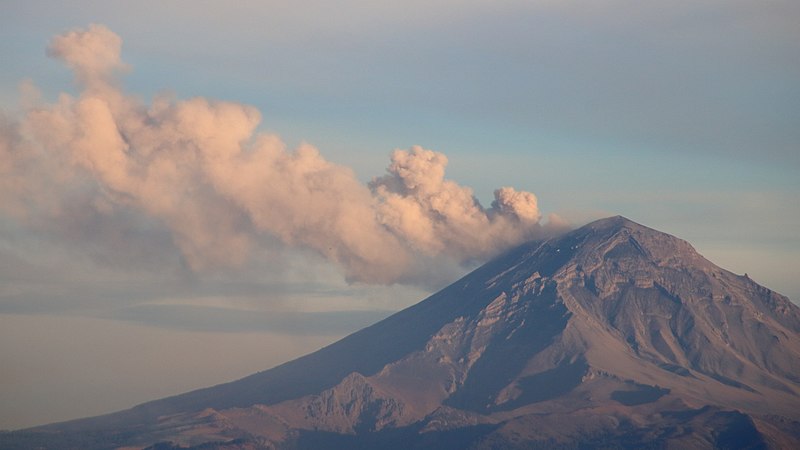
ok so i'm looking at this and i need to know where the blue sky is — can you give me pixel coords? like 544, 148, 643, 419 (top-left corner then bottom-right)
1, 0, 798, 429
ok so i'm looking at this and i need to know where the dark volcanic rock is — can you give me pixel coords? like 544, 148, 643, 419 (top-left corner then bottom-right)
4, 216, 800, 449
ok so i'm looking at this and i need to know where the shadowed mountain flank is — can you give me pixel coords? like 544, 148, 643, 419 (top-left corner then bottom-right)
4, 216, 800, 449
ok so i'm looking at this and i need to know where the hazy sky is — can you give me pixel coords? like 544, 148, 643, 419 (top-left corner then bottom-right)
1, 0, 798, 430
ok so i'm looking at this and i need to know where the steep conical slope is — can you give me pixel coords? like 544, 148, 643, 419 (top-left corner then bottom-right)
8, 216, 800, 449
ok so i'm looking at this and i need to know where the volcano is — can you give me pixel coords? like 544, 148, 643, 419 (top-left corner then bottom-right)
4, 216, 800, 449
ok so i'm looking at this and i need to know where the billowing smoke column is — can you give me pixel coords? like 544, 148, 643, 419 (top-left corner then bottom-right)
0, 25, 555, 285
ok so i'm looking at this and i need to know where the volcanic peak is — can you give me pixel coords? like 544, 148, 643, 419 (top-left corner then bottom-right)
6, 216, 800, 450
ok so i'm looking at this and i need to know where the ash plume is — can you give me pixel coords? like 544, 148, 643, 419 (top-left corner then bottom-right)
0, 25, 560, 285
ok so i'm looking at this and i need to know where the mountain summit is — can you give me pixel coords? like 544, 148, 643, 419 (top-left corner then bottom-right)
6, 216, 800, 449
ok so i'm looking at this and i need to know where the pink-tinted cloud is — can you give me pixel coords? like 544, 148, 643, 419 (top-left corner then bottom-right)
0, 25, 559, 285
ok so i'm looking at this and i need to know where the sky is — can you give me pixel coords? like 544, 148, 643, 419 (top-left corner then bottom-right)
1, 0, 799, 430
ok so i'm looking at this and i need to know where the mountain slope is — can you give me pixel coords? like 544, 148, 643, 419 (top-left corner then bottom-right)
6, 216, 800, 449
